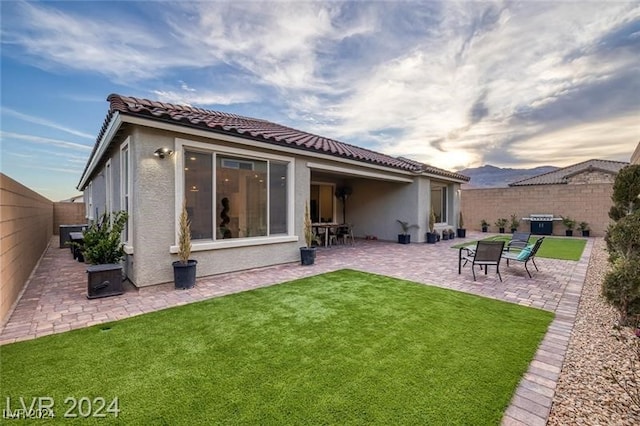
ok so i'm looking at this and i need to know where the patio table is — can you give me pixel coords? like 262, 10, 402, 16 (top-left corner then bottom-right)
312, 223, 341, 247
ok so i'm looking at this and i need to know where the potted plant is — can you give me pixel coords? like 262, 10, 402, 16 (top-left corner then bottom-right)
510, 214, 520, 233
457, 212, 466, 238
173, 200, 198, 289
397, 219, 418, 244
578, 221, 590, 237
80, 210, 128, 299
300, 202, 317, 265
442, 228, 449, 240
481, 219, 489, 232
448, 228, 456, 240
562, 216, 576, 237
426, 210, 437, 244
495, 218, 508, 233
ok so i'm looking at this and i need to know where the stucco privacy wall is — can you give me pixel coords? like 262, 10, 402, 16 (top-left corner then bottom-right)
461, 183, 614, 237
53, 202, 86, 232
0, 174, 53, 324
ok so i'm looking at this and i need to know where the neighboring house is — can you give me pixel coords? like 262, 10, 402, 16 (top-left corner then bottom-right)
77, 94, 469, 287
508, 159, 628, 187
462, 158, 629, 237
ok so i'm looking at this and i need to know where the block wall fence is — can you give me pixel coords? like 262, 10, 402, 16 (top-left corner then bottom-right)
1, 173, 86, 325
461, 183, 614, 237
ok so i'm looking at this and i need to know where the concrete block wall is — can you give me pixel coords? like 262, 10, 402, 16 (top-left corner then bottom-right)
461, 183, 614, 237
53, 202, 87, 232
0, 174, 53, 325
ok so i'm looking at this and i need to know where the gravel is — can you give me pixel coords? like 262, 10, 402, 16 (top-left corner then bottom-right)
548, 238, 640, 424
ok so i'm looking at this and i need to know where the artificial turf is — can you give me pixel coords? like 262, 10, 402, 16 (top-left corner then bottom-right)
0, 270, 553, 424
453, 235, 587, 261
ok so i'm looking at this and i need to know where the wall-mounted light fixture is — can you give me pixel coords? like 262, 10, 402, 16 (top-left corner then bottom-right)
154, 147, 174, 159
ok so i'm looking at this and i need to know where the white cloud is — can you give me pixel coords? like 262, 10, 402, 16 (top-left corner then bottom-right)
1, 108, 95, 140
151, 89, 257, 106
0, 131, 93, 151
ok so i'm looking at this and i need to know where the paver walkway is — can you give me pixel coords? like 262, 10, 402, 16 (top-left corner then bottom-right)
1, 233, 594, 425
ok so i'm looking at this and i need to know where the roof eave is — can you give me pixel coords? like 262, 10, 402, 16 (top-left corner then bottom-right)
77, 112, 122, 191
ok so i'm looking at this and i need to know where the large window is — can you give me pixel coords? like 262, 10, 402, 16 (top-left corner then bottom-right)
183, 147, 290, 241
431, 183, 448, 224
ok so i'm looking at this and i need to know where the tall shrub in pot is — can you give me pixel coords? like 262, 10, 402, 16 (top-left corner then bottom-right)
173, 200, 197, 289
457, 212, 466, 238
300, 202, 316, 265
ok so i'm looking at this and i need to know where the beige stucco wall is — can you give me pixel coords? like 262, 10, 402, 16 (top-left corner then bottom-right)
461, 182, 614, 237
128, 126, 307, 287
0, 174, 53, 324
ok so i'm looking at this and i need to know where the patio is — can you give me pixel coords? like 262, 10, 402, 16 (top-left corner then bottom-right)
1, 232, 593, 426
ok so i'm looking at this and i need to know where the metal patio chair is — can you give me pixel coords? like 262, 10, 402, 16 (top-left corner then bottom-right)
460, 240, 505, 282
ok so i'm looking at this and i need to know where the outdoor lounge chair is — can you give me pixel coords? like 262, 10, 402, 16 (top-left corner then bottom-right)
460, 240, 505, 282
501, 237, 545, 278
505, 231, 531, 252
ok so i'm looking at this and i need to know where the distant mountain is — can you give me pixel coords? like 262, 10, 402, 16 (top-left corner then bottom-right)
457, 165, 560, 188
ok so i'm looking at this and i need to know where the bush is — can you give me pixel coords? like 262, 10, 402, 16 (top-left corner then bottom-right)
603, 256, 640, 325
81, 211, 128, 265
609, 165, 640, 221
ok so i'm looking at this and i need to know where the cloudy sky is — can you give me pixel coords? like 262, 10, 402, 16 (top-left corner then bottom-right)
1, 1, 639, 200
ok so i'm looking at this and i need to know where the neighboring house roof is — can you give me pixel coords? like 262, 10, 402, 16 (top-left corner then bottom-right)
78, 94, 469, 188
508, 159, 629, 186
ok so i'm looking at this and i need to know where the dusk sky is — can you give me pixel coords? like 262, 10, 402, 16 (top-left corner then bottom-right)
1, 1, 639, 201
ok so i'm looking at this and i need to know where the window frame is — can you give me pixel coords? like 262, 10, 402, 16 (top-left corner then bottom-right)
431, 182, 449, 225
120, 138, 133, 251
172, 138, 297, 252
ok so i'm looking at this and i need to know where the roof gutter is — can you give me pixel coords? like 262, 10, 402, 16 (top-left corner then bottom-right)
77, 112, 122, 190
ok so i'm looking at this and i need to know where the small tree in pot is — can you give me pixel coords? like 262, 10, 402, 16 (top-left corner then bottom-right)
562, 216, 576, 237
457, 212, 466, 238
426, 210, 438, 243
578, 221, 590, 237
300, 202, 316, 265
397, 219, 418, 244
495, 218, 508, 233
481, 219, 489, 232
509, 214, 520, 233
81, 210, 128, 299
173, 200, 197, 289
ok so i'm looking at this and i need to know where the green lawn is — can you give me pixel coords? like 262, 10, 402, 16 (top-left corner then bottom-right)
0, 270, 553, 425
453, 235, 587, 261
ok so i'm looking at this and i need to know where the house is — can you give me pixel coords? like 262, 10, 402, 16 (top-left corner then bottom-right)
462, 158, 629, 237
508, 159, 628, 187
77, 94, 469, 287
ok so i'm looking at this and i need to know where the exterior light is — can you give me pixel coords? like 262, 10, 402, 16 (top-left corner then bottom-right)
154, 147, 174, 159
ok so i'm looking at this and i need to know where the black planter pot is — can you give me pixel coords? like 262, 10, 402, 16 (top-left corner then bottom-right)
582, 230, 590, 237
86, 264, 123, 299
511, 228, 517, 233
565, 230, 573, 237
426, 232, 437, 244
398, 234, 411, 244
442, 233, 449, 241
173, 260, 197, 289
499, 227, 505, 233
457, 228, 466, 238
300, 247, 316, 265
482, 227, 488, 232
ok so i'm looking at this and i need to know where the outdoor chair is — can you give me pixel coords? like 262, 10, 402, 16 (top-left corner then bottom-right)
505, 231, 531, 252
337, 223, 355, 245
501, 237, 545, 278
460, 240, 505, 282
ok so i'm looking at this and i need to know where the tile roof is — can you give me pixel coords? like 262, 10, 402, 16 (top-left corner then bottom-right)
100, 94, 469, 182
508, 159, 629, 186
